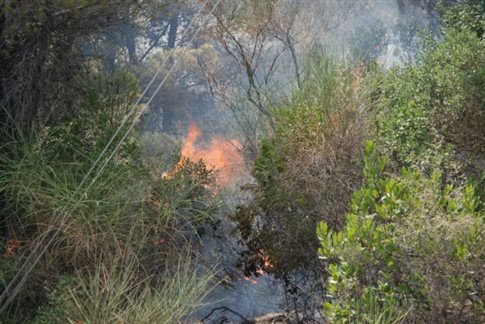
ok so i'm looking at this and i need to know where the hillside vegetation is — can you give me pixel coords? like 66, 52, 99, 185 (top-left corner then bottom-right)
0, 0, 484, 323
234, 1, 485, 322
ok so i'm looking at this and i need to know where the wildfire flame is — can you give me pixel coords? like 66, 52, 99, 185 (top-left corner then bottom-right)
243, 275, 258, 285
171, 122, 246, 188
257, 249, 273, 274
243, 249, 274, 284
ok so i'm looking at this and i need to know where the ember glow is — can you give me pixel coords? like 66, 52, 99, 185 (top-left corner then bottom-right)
259, 250, 271, 267
258, 249, 273, 273
178, 122, 246, 187
243, 275, 258, 285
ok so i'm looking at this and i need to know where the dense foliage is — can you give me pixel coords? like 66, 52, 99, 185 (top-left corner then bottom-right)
0, 1, 216, 322
316, 2, 485, 322
318, 141, 484, 322
232, 1, 485, 322
1, 0, 484, 322
370, 23, 485, 170
0, 67, 216, 322
233, 55, 366, 273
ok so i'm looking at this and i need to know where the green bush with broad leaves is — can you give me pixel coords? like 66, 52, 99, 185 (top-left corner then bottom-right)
317, 141, 485, 323
440, 0, 485, 37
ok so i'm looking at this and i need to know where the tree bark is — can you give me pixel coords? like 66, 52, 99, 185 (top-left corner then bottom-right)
126, 25, 138, 65
167, 13, 179, 49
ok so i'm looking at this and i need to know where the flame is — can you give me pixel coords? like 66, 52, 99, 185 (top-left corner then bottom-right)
243, 275, 258, 285
5, 239, 20, 256
258, 249, 273, 273
255, 268, 266, 276
258, 249, 273, 270
173, 122, 246, 188
239, 249, 274, 284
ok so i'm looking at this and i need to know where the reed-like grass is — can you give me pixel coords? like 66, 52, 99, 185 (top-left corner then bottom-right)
34, 254, 213, 324
0, 127, 216, 322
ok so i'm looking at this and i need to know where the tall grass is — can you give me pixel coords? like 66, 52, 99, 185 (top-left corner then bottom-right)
34, 255, 213, 324
0, 125, 216, 322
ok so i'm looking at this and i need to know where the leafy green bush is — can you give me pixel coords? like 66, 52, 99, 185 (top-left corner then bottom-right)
440, 0, 485, 37
317, 141, 485, 323
369, 16, 485, 171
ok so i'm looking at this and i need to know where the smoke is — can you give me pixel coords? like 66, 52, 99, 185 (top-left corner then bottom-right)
136, 2, 441, 320
139, 0, 439, 162
292, 0, 438, 67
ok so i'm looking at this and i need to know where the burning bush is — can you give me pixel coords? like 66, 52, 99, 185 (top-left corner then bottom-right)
168, 122, 248, 190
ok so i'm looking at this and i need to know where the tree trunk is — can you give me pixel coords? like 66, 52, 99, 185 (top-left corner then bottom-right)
125, 25, 138, 65
167, 13, 179, 49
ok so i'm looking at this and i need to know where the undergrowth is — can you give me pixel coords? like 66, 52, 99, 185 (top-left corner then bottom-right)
0, 70, 216, 322
234, 2, 485, 322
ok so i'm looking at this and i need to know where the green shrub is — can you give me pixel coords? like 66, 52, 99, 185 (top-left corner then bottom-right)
234, 54, 367, 276
369, 17, 485, 171
317, 141, 485, 323
440, 0, 485, 37
0, 128, 215, 300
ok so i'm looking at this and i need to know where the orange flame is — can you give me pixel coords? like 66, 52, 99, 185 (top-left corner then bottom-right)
258, 249, 273, 273
5, 239, 20, 257
177, 122, 246, 188
243, 275, 258, 285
